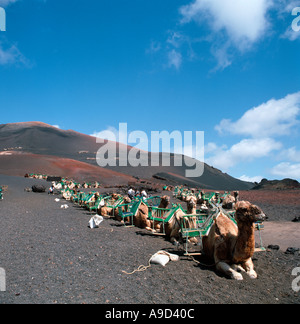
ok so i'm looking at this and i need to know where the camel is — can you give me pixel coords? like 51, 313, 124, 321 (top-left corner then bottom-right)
196, 191, 209, 212
222, 191, 239, 210
52, 181, 62, 190
162, 206, 198, 245
158, 195, 170, 209
186, 196, 197, 214
98, 193, 121, 217
114, 196, 132, 223
133, 201, 154, 232
84, 192, 100, 209
151, 195, 171, 231
202, 201, 266, 280
62, 190, 72, 201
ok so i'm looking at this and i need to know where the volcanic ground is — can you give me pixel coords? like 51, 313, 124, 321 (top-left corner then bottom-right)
0, 175, 299, 304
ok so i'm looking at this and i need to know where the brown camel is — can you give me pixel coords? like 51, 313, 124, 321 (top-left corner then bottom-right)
222, 191, 239, 209
133, 201, 154, 232
98, 193, 122, 217
186, 196, 197, 214
202, 201, 266, 280
150, 195, 172, 231
158, 195, 170, 209
163, 206, 198, 245
114, 196, 131, 223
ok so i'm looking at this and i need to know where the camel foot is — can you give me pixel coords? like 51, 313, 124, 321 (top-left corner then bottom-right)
146, 227, 156, 233
232, 272, 244, 281
232, 264, 246, 273
171, 238, 180, 247
247, 270, 258, 279
217, 262, 244, 281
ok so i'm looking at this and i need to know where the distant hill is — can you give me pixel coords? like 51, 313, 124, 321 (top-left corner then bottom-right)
252, 178, 300, 190
0, 122, 254, 190
0, 151, 134, 185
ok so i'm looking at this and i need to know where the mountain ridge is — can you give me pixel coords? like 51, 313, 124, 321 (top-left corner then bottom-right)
0, 122, 254, 190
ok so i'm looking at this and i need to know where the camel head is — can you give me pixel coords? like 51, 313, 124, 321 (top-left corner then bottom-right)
111, 193, 120, 200
123, 196, 131, 204
187, 196, 197, 210
233, 191, 239, 202
235, 201, 266, 224
161, 195, 170, 206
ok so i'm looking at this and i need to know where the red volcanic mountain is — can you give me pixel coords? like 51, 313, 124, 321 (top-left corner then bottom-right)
0, 122, 134, 184
0, 122, 253, 189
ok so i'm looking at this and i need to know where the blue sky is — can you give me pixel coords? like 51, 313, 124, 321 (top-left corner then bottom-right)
0, 0, 300, 181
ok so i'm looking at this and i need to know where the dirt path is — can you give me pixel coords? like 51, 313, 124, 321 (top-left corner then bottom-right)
258, 222, 300, 252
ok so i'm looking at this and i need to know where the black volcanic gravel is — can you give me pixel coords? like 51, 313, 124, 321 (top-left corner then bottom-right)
0, 175, 299, 304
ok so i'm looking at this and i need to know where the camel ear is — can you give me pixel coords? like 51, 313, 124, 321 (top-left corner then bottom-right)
235, 201, 250, 210
250, 205, 261, 215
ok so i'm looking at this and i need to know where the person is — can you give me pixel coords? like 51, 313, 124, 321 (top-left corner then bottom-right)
141, 189, 148, 199
48, 185, 54, 195
128, 188, 135, 200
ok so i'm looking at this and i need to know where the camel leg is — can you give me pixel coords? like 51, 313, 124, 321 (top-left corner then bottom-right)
232, 264, 246, 273
170, 237, 180, 246
216, 262, 243, 280
242, 258, 257, 279
145, 226, 156, 233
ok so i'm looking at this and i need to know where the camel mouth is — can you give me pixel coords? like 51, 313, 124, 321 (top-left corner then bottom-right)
256, 212, 266, 222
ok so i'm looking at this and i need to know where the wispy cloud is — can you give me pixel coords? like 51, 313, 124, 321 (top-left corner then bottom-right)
167, 49, 182, 70
206, 137, 282, 171
271, 162, 300, 179
215, 92, 300, 138
0, 0, 18, 7
179, 0, 274, 69
180, 0, 273, 47
205, 91, 300, 180
0, 41, 29, 66
239, 175, 263, 183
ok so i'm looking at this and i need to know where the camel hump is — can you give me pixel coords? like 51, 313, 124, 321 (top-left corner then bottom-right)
215, 213, 238, 238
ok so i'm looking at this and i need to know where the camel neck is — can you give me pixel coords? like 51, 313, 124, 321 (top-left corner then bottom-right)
233, 221, 255, 263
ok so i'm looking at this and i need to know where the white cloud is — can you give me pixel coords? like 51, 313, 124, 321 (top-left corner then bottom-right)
279, 147, 300, 163
0, 0, 18, 6
167, 49, 182, 70
271, 162, 300, 179
146, 40, 161, 54
239, 175, 263, 183
90, 127, 121, 143
206, 138, 282, 171
282, 27, 300, 41
216, 92, 300, 138
179, 0, 278, 69
180, 0, 273, 49
0, 42, 29, 66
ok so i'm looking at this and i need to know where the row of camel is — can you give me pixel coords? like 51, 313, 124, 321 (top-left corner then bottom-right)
177, 187, 240, 210
25, 174, 101, 189
60, 187, 266, 281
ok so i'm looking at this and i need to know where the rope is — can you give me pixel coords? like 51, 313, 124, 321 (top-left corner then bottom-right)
122, 261, 152, 275
121, 251, 177, 275
121, 254, 153, 275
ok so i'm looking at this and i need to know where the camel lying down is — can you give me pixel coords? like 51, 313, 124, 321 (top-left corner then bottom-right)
202, 201, 266, 280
